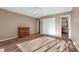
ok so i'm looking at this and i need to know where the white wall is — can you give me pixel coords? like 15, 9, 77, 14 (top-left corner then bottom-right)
0, 9, 37, 41
71, 7, 79, 50
36, 20, 40, 33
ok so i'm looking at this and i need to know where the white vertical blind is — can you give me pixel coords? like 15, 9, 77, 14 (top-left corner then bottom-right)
43, 17, 55, 36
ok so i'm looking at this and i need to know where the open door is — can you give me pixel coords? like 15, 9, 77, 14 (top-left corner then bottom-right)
60, 15, 71, 38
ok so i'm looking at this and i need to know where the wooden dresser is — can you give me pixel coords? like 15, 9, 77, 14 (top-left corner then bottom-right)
18, 27, 30, 38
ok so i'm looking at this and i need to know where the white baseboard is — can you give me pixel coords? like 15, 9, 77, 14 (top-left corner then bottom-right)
30, 32, 38, 35
72, 40, 79, 51
0, 36, 18, 42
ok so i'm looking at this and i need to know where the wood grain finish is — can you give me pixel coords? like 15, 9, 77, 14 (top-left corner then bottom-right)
17, 36, 78, 52
18, 27, 30, 38
0, 33, 78, 52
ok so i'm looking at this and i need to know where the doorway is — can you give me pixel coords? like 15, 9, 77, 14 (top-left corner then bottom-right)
60, 15, 71, 38
37, 20, 40, 33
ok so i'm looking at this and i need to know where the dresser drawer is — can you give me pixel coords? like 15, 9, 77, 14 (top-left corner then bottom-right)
18, 27, 30, 38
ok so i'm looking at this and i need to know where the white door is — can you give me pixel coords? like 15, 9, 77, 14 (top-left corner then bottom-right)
43, 17, 55, 36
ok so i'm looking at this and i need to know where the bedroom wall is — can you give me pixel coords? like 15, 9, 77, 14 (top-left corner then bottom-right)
40, 11, 72, 37
0, 9, 37, 41
71, 7, 79, 50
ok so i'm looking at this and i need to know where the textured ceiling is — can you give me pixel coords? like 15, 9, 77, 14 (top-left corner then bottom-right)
1, 7, 72, 18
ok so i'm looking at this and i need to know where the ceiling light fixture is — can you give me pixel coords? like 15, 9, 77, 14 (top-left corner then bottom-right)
33, 7, 39, 14
33, 7, 43, 14
33, 10, 37, 14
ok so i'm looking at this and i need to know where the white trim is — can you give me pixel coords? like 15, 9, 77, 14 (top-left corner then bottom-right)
72, 40, 79, 51
0, 36, 17, 42
68, 15, 71, 38
60, 15, 71, 39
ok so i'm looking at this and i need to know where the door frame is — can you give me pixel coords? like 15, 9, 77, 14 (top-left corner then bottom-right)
60, 15, 71, 38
